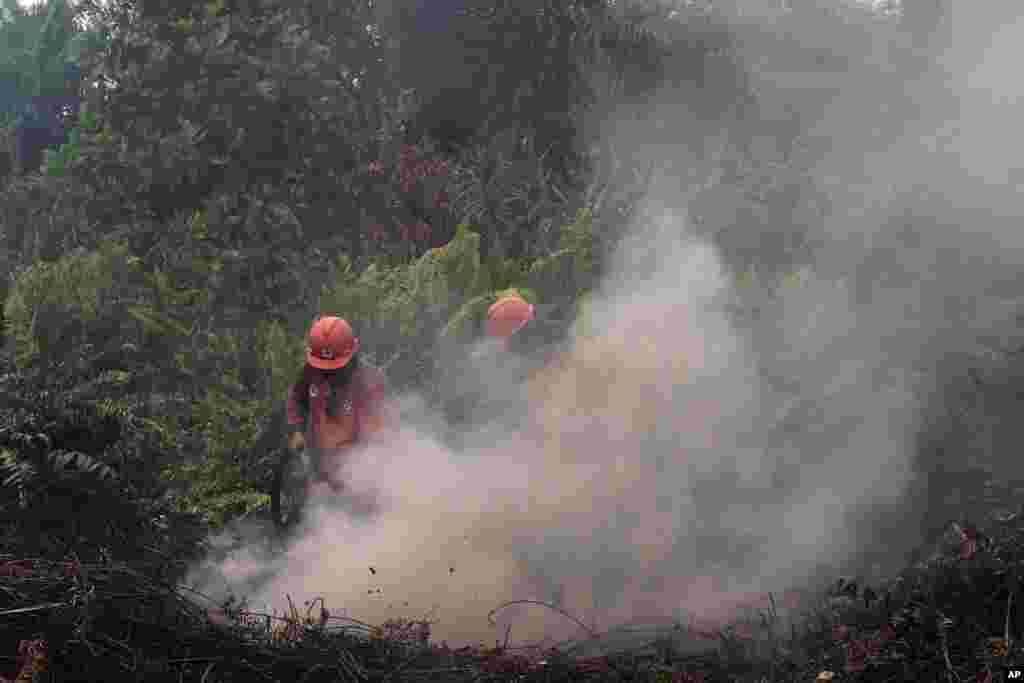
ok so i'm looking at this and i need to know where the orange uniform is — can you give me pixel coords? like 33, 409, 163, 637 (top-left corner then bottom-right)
286, 316, 392, 490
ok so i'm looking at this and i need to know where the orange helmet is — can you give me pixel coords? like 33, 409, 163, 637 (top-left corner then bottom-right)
306, 316, 359, 370
486, 295, 534, 339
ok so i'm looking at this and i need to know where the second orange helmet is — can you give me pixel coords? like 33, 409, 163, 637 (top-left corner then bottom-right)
486, 295, 535, 339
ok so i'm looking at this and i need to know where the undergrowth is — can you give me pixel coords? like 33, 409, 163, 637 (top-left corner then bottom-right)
3, 489, 1023, 682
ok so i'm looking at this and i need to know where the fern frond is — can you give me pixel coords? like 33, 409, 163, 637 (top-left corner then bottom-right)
3, 241, 127, 368
0, 447, 35, 489
440, 293, 497, 340
50, 449, 118, 482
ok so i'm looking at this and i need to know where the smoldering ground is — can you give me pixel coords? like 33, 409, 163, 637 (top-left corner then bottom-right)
190, 0, 1024, 651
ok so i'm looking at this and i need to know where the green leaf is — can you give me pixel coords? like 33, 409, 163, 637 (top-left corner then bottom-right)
126, 305, 169, 335
781, 268, 808, 289
440, 293, 493, 339
141, 417, 177, 449
189, 209, 209, 240
126, 305, 192, 337
174, 351, 193, 374
257, 319, 304, 400
93, 398, 132, 419
573, 291, 598, 339
204, 0, 225, 18
78, 109, 97, 131
3, 242, 122, 367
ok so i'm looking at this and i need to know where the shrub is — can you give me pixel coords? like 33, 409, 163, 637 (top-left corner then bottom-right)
3, 240, 128, 368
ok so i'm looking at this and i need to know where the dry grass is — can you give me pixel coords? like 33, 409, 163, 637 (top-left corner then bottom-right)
3, 481, 1024, 682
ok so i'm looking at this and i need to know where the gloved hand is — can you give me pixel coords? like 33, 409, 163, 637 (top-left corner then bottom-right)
288, 431, 305, 452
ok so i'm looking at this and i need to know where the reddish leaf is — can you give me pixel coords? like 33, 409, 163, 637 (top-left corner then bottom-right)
690, 616, 723, 640
845, 639, 873, 672
0, 561, 32, 578
432, 190, 450, 210
17, 640, 46, 659
832, 624, 851, 642
734, 622, 754, 640
673, 671, 706, 683
62, 559, 81, 579
399, 144, 418, 161
574, 656, 611, 674
413, 221, 432, 242
481, 653, 532, 675
366, 223, 386, 241
844, 656, 867, 673
206, 608, 229, 626
420, 158, 449, 177
878, 623, 897, 642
